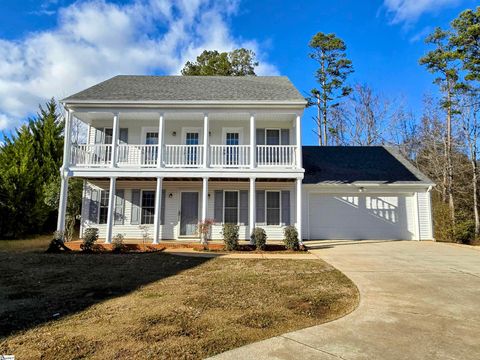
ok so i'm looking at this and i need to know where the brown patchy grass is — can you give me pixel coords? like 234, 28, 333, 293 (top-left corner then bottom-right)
0, 238, 359, 360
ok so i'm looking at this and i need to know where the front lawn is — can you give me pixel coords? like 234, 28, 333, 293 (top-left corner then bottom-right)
0, 238, 359, 359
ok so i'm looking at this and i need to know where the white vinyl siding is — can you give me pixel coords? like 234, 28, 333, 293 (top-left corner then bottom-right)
417, 191, 434, 240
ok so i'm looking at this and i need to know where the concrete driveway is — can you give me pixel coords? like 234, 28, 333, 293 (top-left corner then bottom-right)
211, 240, 480, 360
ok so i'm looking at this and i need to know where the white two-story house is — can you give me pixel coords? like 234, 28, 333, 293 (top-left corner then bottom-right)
57, 75, 435, 243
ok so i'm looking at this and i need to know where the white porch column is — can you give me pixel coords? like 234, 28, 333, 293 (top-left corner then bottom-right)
157, 113, 164, 168
296, 178, 303, 245
56, 174, 69, 233
295, 114, 302, 168
250, 113, 256, 168
105, 177, 116, 243
111, 112, 120, 167
249, 177, 256, 243
202, 177, 208, 221
153, 177, 163, 244
62, 109, 73, 168
203, 113, 209, 167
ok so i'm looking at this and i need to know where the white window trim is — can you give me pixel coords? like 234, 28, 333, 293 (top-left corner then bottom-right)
98, 189, 109, 224
181, 127, 202, 145
140, 189, 156, 225
222, 127, 244, 145
265, 190, 282, 226
141, 127, 160, 145
223, 190, 240, 225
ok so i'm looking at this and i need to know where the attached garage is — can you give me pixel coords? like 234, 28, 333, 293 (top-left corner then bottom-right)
307, 193, 416, 240
302, 146, 434, 241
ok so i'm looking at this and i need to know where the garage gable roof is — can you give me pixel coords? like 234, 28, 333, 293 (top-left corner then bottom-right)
302, 146, 433, 185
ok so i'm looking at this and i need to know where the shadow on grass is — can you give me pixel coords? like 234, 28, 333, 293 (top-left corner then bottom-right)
0, 250, 211, 338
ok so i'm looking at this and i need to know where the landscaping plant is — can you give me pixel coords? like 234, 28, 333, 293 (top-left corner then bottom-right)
283, 225, 299, 251
81, 228, 99, 252
251, 227, 267, 250
112, 233, 125, 253
198, 218, 214, 245
222, 223, 239, 251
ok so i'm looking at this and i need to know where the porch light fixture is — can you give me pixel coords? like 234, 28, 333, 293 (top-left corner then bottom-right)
358, 187, 365, 193
169, 193, 173, 198
172, 131, 177, 136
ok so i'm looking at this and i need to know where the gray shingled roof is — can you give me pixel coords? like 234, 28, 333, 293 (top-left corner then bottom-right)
302, 146, 433, 185
62, 75, 307, 104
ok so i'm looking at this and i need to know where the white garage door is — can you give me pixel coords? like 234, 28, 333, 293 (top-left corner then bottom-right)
308, 194, 416, 240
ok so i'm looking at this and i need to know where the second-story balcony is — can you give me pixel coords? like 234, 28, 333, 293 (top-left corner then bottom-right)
70, 144, 298, 168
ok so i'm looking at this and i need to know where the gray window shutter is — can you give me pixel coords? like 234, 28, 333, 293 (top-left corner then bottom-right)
256, 129, 265, 145
114, 189, 125, 225
161, 189, 166, 225
256, 190, 265, 224
281, 129, 290, 145
131, 190, 141, 225
214, 190, 223, 223
94, 128, 103, 144
89, 189, 99, 223
239, 190, 248, 225
119, 128, 128, 144
281, 191, 290, 225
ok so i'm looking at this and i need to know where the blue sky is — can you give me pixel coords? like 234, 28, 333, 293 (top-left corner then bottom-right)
0, 0, 478, 144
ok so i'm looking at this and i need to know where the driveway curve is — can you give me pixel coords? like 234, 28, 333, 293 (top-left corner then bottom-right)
211, 240, 480, 359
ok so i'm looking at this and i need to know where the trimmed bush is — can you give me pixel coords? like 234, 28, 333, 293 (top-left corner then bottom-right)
283, 225, 299, 251
251, 227, 267, 250
112, 234, 125, 252
222, 223, 239, 251
81, 228, 99, 252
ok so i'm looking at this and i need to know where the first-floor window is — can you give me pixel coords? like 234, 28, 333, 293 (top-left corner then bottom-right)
266, 191, 280, 225
141, 191, 155, 224
224, 191, 239, 224
99, 190, 109, 224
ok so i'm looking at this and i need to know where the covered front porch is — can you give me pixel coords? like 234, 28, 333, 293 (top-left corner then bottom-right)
76, 177, 303, 243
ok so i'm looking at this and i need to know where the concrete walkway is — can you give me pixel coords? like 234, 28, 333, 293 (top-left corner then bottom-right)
211, 240, 480, 360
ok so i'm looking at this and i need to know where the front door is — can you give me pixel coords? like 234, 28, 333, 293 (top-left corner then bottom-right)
180, 192, 199, 236
144, 131, 159, 165
185, 132, 200, 165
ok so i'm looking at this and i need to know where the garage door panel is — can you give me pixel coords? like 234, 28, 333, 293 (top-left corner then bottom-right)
308, 194, 415, 240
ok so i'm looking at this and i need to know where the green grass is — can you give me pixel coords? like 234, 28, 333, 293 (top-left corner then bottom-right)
0, 237, 359, 359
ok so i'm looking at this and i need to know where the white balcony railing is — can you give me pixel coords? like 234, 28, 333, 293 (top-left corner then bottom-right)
163, 145, 204, 167
70, 144, 297, 168
210, 145, 250, 167
117, 144, 158, 167
71, 144, 112, 166
256, 145, 296, 167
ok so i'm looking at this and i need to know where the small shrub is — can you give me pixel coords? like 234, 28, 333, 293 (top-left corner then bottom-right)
81, 228, 99, 252
222, 223, 239, 251
283, 225, 299, 251
453, 219, 476, 244
46, 231, 71, 253
112, 233, 125, 252
198, 218, 214, 245
251, 227, 267, 250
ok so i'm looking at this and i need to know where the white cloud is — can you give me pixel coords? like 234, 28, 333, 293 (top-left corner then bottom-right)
383, 0, 462, 25
0, 0, 278, 130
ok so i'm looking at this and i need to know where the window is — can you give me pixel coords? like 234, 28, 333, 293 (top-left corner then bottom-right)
141, 191, 156, 224
145, 132, 159, 145
185, 132, 199, 165
99, 190, 109, 224
266, 129, 280, 145
144, 132, 159, 165
224, 191, 239, 224
104, 128, 113, 144
185, 132, 199, 145
266, 191, 280, 225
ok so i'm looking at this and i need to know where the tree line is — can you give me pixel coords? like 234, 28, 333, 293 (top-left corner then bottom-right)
0, 7, 478, 243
